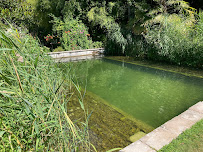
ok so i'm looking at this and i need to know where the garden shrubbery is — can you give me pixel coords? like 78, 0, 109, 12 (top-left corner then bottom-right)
97, 1, 203, 68
143, 12, 203, 68
49, 16, 103, 51
1, 0, 201, 68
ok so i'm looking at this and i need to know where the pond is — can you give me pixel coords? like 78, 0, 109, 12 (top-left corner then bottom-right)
73, 58, 203, 128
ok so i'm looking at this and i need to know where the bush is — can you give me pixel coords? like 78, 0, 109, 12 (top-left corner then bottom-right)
53, 46, 65, 52
91, 41, 103, 49
52, 16, 94, 51
143, 13, 203, 68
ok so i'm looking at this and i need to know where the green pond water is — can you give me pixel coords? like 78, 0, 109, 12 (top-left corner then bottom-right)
73, 58, 203, 128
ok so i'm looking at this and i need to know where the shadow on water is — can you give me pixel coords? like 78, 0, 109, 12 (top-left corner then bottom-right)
103, 58, 203, 87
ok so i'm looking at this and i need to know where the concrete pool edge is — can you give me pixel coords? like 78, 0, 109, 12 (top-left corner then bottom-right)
120, 101, 203, 152
48, 48, 104, 62
104, 57, 203, 79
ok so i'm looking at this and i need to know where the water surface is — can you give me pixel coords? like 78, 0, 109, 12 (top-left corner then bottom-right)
73, 58, 203, 128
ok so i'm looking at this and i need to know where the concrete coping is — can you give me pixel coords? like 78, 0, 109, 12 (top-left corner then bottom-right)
120, 101, 203, 152
47, 48, 104, 55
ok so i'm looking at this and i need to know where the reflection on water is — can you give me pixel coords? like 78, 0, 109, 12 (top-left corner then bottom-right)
73, 58, 203, 128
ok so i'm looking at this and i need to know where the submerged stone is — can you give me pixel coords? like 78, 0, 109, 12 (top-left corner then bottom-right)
129, 131, 146, 142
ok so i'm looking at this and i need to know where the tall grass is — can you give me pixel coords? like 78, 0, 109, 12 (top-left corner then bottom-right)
0, 26, 92, 151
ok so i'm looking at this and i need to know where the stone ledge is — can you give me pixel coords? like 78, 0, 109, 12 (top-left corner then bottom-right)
120, 140, 156, 152
139, 127, 176, 151
161, 116, 195, 136
120, 101, 203, 152
189, 101, 203, 114
179, 109, 203, 122
47, 48, 104, 55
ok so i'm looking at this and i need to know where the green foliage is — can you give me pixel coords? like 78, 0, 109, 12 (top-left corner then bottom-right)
52, 16, 100, 50
61, 0, 81, 17
195, 10, 203, 45
124, 35, 148, 58
87, 1, 150, 55
1, 0, 202, 68
143, 12, 203, 68
0, 26, 91, 151
87, 6, 127, 53
150, 0, 196, 15
91, 41, 103, 49
53, 46, 65, 52
0, 0, 35, 26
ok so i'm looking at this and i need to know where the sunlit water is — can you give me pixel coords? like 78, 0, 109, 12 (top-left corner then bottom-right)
73, 58, 203, 128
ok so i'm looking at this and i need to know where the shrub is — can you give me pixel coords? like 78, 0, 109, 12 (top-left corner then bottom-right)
91, 41, 103, 49
53, 46, 65, 52
52, 16, 93, 51
143, 13, 203, 68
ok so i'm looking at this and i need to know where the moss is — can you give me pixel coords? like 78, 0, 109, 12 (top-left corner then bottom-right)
67, 90, 154, 151
129, 131, 146, 142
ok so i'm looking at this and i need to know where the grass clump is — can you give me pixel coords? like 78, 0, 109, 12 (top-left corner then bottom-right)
159, 119, 203, 152
0, 25, 92, 151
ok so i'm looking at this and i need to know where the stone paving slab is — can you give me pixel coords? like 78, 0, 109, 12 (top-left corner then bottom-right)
189, 101, 203, 114
120, 101, 203, 152
161, 116, 195, 136
120, 140, 156, 152
139, 127, 177, 151
179, 109, 203, 122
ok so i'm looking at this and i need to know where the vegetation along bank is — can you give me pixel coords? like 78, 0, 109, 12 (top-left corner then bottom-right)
0, 0, 203, 151
1, 0, 202, 68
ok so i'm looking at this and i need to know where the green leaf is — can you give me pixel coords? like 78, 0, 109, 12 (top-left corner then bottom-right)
0, 30, 21, 53
0, 70, 12, 86
22, 98, 32, 107
0, 131, 6, 137
55, 79, 64, 94
34, 121, 39, 135
37, 101, 44, 120
34, 55, 39, 69
0, 48, 13, 51
36, 137, 39, 150
78, 98, 84, 110
106, 148, 122, 152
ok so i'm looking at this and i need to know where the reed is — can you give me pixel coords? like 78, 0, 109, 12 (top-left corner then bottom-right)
0, 26, 92, 151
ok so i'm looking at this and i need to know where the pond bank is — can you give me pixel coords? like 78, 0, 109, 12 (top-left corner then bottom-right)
105, 56, 203, 79
120, 101, 203, 152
